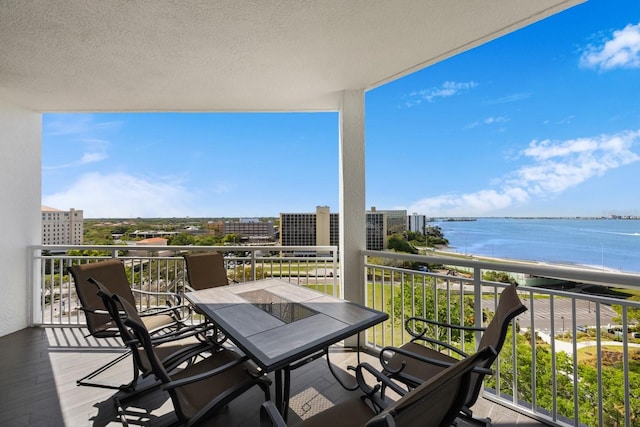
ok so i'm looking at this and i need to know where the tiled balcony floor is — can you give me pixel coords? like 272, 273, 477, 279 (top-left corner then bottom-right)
0, 326, 548, 426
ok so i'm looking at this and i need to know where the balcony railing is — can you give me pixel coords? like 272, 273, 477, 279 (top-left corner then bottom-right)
30, 245, 338, 327
364, 249, 640, 427
28, 244, 640, 426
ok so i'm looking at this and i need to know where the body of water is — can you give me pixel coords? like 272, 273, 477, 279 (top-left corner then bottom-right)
431, 218, 640, 273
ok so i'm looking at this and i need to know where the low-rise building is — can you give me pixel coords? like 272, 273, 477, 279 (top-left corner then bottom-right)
223, 218, 275, 242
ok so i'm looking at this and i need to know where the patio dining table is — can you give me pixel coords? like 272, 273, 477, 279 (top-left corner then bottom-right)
184, 278, 388, 420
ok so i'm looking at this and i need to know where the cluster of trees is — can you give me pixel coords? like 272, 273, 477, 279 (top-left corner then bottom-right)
386, 226, 449, 255
166, 232, 241, 246
388, 278, 475, 344
82, 218, 255, 247
492, 329, 640, 426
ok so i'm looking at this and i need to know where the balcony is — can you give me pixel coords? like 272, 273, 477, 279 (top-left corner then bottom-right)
3, 245, 637, 426
1, 326, 542, 426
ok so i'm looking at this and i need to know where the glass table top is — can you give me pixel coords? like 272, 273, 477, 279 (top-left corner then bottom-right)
237, 289, 318, 324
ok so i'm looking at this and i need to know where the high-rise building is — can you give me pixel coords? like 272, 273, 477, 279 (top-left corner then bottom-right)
407, 213, 428, 234
280, 207, 336, 247
280, 206, 386, 250
369, 207, 407, 235
366, 211, 387, 250
41, 206, 84, 245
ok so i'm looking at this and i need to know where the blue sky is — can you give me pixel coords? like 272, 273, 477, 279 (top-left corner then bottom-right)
43, 0, 640, 219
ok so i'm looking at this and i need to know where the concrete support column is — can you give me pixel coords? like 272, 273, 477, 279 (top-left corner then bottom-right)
339, 90, 365, 307
0, 101, 41, 336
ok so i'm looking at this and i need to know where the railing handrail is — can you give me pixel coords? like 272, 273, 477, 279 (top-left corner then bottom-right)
364, 249, 640, 289
35, 244, 338, 253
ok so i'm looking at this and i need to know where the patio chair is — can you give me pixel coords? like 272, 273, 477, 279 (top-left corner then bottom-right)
182, 251, 236, 345
68, 259, 190, 389
111, 292, 272, 426
182, 251, 234, 291
91, 277, 219, 397
260, 346, 496, 427
379, 283, 527, 426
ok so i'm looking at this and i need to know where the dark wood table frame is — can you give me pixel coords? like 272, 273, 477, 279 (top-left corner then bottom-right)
184, 278, 388, 420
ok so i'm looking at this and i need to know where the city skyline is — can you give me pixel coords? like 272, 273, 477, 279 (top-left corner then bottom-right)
43, 0, 640, 219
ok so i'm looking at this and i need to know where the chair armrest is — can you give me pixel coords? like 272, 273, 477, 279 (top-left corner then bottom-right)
146, 322, 216, 345
132, 288, 183, 305
403, 335, 470, 359
162, 355, 251, 390
138, 303, 191, 321
260, 401, 288, 427
405, 316, 485, 340
355, 362, 408, 398
380, 345, 458, 373
379, 345, 493, 386
79, 307, 111, 316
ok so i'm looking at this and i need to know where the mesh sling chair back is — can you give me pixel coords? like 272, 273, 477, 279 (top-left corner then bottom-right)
380, 283, 527, 426
111, 292, 271, 426
260, 346, 496, 427
68, 259, 188, 389
182, 251, 235, 345
182, 251, 231, 291
91, 278, 218, 396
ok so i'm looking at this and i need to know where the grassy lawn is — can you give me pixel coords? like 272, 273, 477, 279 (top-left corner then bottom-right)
578, 345, 640, 373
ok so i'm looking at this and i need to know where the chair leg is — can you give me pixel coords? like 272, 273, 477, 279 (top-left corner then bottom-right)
113, 396, 131, 427
458, 409, 491, 426
77, 350, 138, 391
325, 347, 359, 391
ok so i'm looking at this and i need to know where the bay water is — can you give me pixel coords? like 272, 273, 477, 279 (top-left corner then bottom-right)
431, 218, 640, 273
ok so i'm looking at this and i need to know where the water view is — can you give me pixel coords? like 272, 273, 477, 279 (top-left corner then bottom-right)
432, 218, 640, 273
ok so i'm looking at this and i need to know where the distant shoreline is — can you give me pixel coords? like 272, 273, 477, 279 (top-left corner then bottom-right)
428, 246, 625, 274
430, 216, 640, 221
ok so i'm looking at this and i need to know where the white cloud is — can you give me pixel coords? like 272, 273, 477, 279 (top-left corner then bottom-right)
79, 152, 108, 164
43, 151, 108, 170
466, 116, 509, 129
408, 130, 640, 216
580, 23, 640, 70
43, 114, 116, 170
487, 93, 531, 104
44, 114, 123, 136
404, 81, 477, 107
42, 172, 195, 218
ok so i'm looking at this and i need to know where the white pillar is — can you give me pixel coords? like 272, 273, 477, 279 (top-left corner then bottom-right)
0, 100, 42, 336
339, 90, 365, 306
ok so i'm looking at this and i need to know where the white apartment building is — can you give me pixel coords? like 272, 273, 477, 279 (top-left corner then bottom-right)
407, 214, 428, 234
41, 206, 84, 245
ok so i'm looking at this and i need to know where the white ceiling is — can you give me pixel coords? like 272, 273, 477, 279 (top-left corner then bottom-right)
0, 0, 584, 112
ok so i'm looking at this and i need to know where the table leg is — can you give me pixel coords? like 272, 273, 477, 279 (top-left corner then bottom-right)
274, 367, 292, 422
275, 370, 283, 415
283, 366, 291, 420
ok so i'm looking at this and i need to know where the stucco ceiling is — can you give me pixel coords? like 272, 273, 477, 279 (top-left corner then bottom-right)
0, 0, 584, 112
